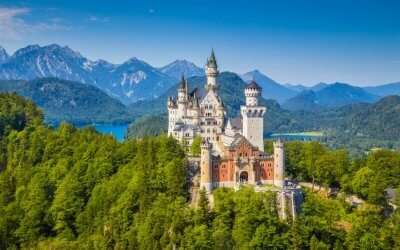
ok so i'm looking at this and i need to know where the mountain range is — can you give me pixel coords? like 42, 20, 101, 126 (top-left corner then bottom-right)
240, 70, 400, 110
1, 44, 400, 109
282, 83, 380, 111
0, 45, 181, 104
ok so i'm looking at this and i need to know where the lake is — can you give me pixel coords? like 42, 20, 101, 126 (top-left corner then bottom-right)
79, 124, 129, 142
267, 131, 324, 141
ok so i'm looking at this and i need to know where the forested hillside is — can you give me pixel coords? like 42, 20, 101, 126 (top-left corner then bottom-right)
0, 78, 133, 124
0, 93, 399, 249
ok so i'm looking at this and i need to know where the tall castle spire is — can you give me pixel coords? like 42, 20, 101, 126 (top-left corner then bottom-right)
207, 49, 217, 68
178, 75, 187, 102
205, 49, 219, 90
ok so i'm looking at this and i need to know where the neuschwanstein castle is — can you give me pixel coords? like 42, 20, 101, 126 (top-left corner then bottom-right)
167, 51, 286, 192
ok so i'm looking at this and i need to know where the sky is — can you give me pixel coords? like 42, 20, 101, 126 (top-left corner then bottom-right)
0, 0, 399, 86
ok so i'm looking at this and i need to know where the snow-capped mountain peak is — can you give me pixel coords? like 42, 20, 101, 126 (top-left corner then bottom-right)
13, 45, 41, 58
0, 44, 177, 104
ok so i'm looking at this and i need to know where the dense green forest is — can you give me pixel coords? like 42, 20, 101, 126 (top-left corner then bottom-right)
0, 93, 399, 249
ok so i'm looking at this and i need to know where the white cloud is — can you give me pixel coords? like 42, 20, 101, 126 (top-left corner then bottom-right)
88, 15, 109, 23
0, 6, 69, 40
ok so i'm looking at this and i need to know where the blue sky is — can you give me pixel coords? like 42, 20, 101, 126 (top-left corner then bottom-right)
0, 0, 399, 86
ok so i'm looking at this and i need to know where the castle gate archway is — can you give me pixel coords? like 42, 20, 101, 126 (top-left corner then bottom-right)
239, 171, 248, 184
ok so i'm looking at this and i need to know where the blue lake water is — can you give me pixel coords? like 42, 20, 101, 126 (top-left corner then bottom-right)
79, 124, 129, 142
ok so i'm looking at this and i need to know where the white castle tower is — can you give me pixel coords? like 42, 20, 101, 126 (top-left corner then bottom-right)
205, 49, 218, 89
200, 50, 225, 143
240, 81, 266, 151
273, 139, 285, 188
200, 139, 213, 192
177, 76, 188, 118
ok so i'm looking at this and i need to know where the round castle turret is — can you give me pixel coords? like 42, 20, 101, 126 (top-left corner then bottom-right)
206, 50, 219, 89
244, 81, 261, 106
200, 139, 213, 192
273, 139, 285, 188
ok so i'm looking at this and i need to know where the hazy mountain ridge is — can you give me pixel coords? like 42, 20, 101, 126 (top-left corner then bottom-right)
283, 83, 308, 92
241, 70, 297, 103
283, 83, 379, 111
364, 82, 400, 97
159, 59, 204, 79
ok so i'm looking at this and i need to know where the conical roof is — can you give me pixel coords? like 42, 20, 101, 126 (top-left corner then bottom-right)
225, 119, 235, 136
207, 49, 218, 68
179, 75, 186, 90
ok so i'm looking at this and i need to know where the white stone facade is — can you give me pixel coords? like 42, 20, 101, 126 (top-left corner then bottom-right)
167, 51, 224, 145
167, 51, 285, 191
